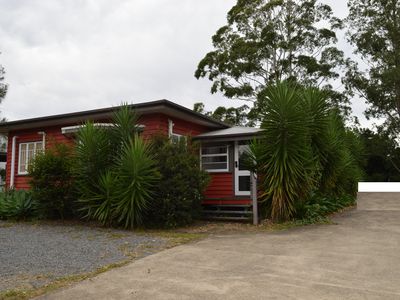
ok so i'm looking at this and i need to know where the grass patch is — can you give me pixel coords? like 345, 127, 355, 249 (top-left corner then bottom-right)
0, 222, 14, 228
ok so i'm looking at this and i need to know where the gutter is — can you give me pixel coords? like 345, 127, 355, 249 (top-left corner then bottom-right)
10, 135, 17, 188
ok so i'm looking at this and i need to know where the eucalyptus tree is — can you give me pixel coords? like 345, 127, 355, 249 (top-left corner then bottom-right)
346, 0, 400, 136
0, 61, 6, 103
193, 102, 250, 126
195, 0, 347, 120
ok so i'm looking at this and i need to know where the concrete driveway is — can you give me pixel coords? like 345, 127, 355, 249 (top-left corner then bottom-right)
42, 193, 400, 300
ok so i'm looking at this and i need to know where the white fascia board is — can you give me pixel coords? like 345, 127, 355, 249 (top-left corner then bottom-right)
61, 123, 145, 135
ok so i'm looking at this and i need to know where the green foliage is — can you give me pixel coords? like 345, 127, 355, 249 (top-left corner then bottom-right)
359, 129, 400, 182
75, 122, 115, 204
193, 102, 251, 126
196, 0, 348, 119
346, 0, 400, 135
0, 190, 35, 220
295, 194, 356, 224
0, 56, 7, 103
145, 135, 209, 228
251, 83, 363, 222
77, 171, 118, 226
113, 137, 160, 228
75, 105, 159, 228
251, 83, 315, 221
29, 143, 74, 219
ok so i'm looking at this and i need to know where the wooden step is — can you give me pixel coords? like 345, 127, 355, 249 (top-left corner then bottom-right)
202, 203, 253, 222
208, 216, 252, 221
203, 210, 253, 215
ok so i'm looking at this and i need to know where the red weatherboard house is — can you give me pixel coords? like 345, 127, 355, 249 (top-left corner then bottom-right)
0, 100, 262, 218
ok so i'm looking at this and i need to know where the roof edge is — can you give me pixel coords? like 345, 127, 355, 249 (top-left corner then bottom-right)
0, 99, 230, 133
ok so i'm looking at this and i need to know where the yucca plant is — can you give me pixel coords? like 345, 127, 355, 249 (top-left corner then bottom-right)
253, 82, 364, 222
75, 104, 160, 228
318, 112, 364, 196
252, 83, 315, 222
114, 137, 160, 228
75, 122, 114, 194
109, 103, 138, 161
77, 171, 118, 225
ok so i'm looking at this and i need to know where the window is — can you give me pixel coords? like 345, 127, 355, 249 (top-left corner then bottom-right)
170, 133, 186, 144
201, 145, 229, 172
18, 141, 43, 174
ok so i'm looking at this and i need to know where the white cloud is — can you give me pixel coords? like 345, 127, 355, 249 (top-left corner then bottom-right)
0, 0, 379, 128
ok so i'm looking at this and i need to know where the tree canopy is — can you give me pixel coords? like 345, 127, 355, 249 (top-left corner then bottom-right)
346, 0, 400, 136
195, 0, 347, 119
193, 102, 251, 126
0, 60, 7, 105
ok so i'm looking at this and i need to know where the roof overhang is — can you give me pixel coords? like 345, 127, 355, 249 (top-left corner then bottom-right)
193, 126, 264, 142
0, 99, 229, 134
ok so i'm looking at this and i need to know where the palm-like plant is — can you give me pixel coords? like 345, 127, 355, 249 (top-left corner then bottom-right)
253, 83, 315, 222
253, 83, 363, 222
78, 171, 118, 225
75, 104, 159, 228
114, 137, 160, 228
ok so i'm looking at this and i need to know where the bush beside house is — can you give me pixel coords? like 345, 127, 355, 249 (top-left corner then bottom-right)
251, 83, 363, 222
28, 143, 75, 219
0, 189, 35, 220
145, 135, 209, 228
74, 106, 160, 228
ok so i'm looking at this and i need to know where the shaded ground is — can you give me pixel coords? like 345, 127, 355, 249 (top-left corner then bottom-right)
0, 221, 166, 292
42, 193, 400, 299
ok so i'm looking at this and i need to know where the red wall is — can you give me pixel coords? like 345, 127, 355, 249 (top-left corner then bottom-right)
6, 113, 209, 189
5, 112, 250, 205
203, 173, 251, 205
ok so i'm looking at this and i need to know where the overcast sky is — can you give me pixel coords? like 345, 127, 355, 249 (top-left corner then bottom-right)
0, 0, 373, 127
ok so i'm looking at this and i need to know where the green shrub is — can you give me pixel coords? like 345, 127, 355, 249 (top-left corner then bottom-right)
114, 137, 160, 228
75, 105, 160, 228
145, 135, 209, 228
251, 83, 317, 221
0, 190, 36, 220
295, 194, 356, 224
252, 82, 364, 222
29, 143, 74, 219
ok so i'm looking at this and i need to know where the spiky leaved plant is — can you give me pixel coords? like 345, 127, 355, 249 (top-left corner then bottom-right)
75, 104, 159, 228
113, 137, 160, 228
253, 83, 315, 222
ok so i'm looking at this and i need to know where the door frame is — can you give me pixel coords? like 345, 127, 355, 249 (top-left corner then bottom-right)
234, 141, 251, 196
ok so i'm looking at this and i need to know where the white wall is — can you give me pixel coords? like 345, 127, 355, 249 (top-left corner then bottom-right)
359, 182, 400, 192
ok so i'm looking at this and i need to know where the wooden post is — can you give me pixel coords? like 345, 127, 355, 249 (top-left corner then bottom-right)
251, 172, 258, 225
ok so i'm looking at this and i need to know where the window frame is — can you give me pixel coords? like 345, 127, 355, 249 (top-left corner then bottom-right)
200, 144, 229, 173
170, 132, 185, 144
18, 141, 43, 175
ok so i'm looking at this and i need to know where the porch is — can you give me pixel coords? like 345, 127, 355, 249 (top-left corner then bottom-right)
195, 126, 263, 221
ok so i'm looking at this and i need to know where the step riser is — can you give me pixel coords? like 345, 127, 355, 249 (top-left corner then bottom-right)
202, 204, 253, 222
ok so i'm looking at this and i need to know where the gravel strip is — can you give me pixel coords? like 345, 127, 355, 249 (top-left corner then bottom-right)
0, 220, 166, 291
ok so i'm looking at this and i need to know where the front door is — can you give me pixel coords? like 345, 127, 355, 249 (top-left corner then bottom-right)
234, 141, 251, 196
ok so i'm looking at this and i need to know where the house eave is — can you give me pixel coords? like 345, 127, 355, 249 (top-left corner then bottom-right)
0, 99, 229, 134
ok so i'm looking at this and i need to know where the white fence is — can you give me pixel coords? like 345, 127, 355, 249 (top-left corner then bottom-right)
358, 182, 400, 192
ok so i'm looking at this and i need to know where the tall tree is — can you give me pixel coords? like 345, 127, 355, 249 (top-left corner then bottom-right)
195, 0, 347, 120
346, 0, 400, 136
359, 129, 400, 182
193, 102, 250, 126
0, 54, 7, 104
